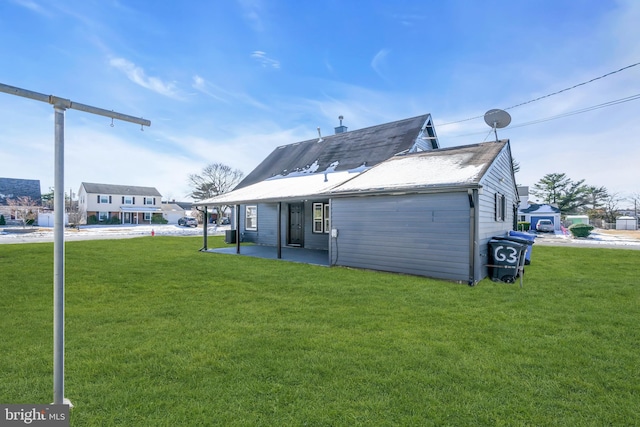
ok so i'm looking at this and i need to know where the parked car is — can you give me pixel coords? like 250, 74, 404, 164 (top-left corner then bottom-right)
536, 219, 554, 233
178, 217, 198, 227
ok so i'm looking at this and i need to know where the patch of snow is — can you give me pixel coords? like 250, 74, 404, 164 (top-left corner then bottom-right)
333, 153, 484, 192
0, 224, 229, 244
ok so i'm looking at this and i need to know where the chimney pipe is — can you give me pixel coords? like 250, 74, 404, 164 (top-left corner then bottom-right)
334, 115, 348, 134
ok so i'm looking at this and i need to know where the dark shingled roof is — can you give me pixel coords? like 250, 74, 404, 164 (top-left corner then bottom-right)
236, 114, 437, 189
80, 182, 162, 197
520, 203, 561, 213
0, 177, 42, 205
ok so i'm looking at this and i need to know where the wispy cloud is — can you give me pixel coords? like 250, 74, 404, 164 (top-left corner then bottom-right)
192, 75, 267, 109
371, 48, 391, 80
109, 57, 181, 99
237, 0, 265, 32
10, 0, 49, 15
251, 51, 281, 69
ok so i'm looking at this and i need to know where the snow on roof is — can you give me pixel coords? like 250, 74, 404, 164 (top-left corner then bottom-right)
330, 152, 484, 194
196, 171, 356, 205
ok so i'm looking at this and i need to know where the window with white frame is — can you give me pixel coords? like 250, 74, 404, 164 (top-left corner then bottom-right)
123, 196, 133, 204
145, 197, 154, 205
99, 195, 109, 204
495, 193, 506, 222
144, 212, 151, 221
313, 202, 330, 233
98, 211, 109, 222
245, 205, 257, 230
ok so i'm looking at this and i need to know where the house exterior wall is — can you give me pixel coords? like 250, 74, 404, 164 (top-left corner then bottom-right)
330, 193, 471, 282
476, 144, 520, 280
238, 201, 330, 250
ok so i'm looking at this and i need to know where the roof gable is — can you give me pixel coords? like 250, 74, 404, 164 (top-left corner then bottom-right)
80, 182, 162, 197
236, 114, 437, 189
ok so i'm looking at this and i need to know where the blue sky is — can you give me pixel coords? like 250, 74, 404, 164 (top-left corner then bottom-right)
1, 0, 639, 206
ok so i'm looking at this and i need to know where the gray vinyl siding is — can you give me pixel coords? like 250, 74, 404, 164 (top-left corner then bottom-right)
239, 202, 329, 249
237, 203, 276, 244
331, 193, 471, 282
304, 200, 330, 250
476, 145, 519, 279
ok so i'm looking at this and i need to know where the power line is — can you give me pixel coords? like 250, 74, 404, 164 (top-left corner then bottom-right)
446, 92, 640, 138
435, 61, 640, 127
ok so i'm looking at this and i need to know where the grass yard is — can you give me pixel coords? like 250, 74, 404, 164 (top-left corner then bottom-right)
1, 236, 639, 426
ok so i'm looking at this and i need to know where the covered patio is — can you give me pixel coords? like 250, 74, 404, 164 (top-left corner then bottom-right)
204, 245, 330, 267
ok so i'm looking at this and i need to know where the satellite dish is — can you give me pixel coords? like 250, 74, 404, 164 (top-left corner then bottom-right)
484, 109, 511, 142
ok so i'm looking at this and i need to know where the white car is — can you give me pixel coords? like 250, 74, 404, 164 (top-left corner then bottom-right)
536, 219, 554, 233
178, 217, 198, 227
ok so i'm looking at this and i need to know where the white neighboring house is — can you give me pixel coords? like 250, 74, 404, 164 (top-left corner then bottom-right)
78, 182, 163, 225
160, 203, 186, 224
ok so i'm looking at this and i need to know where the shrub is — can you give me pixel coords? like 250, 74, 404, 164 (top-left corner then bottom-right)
151, 214, 168, 224
569, 223, 594, 238
87, 215, 99, 225
106, 216, 121, 225
0, 214, 5, 225
517, 221, 530, 231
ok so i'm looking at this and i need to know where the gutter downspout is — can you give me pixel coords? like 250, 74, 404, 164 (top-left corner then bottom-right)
468, 189, 479, 286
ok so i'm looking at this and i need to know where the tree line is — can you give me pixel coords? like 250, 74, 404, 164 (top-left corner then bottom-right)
530, 172, 638, 223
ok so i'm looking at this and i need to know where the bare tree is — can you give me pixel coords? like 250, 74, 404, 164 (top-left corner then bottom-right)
7, 196, 40, 227
602, 193, 621, 224
188, 163, 244, 224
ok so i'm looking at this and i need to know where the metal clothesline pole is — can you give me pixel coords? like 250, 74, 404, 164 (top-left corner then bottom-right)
0, 82, 150, 406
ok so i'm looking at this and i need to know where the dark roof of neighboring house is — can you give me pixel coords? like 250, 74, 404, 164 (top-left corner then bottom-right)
80, 182, 162, 197
236, 114, 438, 189
520, 203, 561, 214
0, 177, 42, 205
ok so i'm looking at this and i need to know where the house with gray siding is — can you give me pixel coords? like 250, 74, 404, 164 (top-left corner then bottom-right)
0, 177, 42, 222
194, 114, 518, 285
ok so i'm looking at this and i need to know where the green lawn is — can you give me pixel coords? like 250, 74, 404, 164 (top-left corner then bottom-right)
1, 236, 639, 426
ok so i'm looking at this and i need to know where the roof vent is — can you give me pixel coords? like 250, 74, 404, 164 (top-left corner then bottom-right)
317, 127, 323, 142
334, 115, 348, 134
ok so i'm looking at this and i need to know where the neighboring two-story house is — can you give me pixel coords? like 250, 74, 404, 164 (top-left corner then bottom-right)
78, 182, 163, 225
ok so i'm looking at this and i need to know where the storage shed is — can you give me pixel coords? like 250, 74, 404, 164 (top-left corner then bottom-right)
616, 216, 638, 230
195, 114, 518, 285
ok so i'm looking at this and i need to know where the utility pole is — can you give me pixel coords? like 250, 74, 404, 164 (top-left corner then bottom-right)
0, 83, 150, 407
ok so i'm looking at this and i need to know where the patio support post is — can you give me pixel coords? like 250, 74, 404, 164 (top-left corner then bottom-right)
201, 206, 208, 251
277, 202, 282, 259
235, 204, 241, 254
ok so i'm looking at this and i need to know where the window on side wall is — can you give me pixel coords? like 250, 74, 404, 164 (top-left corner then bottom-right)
495, 193, 506, 222
313, 202, 330, 233
245, 205, 257, 230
